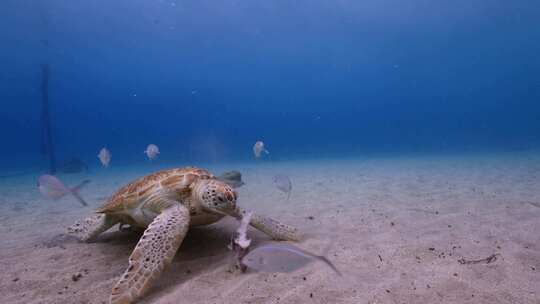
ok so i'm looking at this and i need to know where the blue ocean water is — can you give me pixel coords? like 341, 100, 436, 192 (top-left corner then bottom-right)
2, 0, 540, 171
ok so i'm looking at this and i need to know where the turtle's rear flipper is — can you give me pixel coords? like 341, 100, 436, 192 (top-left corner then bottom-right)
66, 214, 119, 242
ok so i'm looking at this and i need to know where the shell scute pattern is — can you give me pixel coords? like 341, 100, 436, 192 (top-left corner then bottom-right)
97, 167, 214, 213
161, 175, 183, 188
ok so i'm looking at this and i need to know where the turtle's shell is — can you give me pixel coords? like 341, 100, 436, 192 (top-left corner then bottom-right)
96, 167, 214, 213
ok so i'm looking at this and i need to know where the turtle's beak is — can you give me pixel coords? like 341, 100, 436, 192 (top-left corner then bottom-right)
208, 208, 228, 216
205, 203, 238, 218
225, 206, 246, 221
212, 205, 239, 219
223, 205, 241, 218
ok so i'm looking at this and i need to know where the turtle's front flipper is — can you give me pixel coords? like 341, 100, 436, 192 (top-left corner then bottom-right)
234, 207, 301, 241
110, 204, 190, 304
67, 214, 119, 242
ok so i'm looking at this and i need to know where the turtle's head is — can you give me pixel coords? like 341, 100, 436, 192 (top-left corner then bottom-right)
193, 179, 238, 216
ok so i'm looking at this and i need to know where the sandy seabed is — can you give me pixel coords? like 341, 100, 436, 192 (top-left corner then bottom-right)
1, 153, 539, 304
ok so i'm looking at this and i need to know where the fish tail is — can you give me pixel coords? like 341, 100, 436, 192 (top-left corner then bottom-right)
71, 179, 90, 192
70, 180, 91, 206
316, 255, 342, 276
71, 191, 88, 206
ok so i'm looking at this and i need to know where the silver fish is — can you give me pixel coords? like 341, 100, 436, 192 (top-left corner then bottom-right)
241, 243, 341, 275
217, 170, 245, 188
144, 144, 160, 160
38, 174, 90, 206
273, 174, 292, 200
98, 147, 111, 167
253, 141, 269, 158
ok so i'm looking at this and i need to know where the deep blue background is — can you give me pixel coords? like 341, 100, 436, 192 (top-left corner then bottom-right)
1, 0, 540, 169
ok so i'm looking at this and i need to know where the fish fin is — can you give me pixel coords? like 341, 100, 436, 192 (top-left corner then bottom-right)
264, 149, 270, 154
71, 191, 88, 206
315, 255, 342, 276
287, 191, 291, 200
71, 179, 90, 193
70, 179, 90, 206
279, 244, 341, 276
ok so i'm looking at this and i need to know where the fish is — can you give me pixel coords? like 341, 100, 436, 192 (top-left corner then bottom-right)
144, 144, 160, 160
38, 174, 90, 206
98, 147, 111, 167
59, 158, 88, 173
241, 243, 341, 275
253, 141, 269, 158
273, 174, 292, 200
217, 170, 245, 188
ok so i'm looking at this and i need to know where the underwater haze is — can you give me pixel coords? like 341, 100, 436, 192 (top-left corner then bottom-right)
3, 2, 540, 304
2, 0, 540, 166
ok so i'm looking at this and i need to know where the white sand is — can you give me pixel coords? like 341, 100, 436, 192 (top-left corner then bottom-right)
1, 153, 539, 304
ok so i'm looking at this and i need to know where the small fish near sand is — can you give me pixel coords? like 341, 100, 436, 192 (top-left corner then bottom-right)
98, 147, 111, 167
217, 170, 245, 188
253, 141, 269, 159
144, 144, 160, 160
38, 174, 90, 206
242, 243, 341, 275
273, 174, 292, 200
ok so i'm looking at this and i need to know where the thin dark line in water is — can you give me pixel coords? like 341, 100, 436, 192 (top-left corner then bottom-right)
406, 208, 439, 215
0, 170, 37, 179
527, 202, 540, 209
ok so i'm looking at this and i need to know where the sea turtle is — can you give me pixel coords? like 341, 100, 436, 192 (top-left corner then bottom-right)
67, 167, 299, 304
